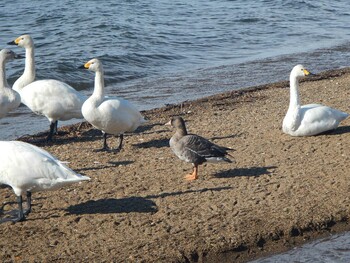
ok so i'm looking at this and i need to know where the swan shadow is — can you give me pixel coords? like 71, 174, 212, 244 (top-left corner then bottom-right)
17, 128, 102, 146
66, 196, 158, 215
321, 125, 350, 136
144, 186, 232, 199
133, 122, 164, 134
132, 138, 169, 149
74, 160, 134, 172
214, 166, 277, 178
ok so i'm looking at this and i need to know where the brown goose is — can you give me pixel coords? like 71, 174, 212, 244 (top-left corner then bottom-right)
166, 116, 233, 180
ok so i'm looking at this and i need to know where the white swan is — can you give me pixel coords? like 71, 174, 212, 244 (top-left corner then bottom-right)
282, 64, 349, 136
81, 58, 146, 152
0, 49, 22, 119
0, 140, 90, 223
8, 34, 86, 141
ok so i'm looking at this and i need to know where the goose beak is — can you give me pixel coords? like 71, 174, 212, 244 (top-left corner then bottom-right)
165, 120, 172, 126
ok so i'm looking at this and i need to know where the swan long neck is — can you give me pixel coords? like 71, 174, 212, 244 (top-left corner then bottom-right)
24, 47, 36, 81
0, 60, 8, 89
13, 46, 35, 91
92, 70, 105, 99
288, 73, 300, 109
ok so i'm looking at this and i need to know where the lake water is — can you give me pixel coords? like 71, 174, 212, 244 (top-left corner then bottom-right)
1, 0, 350, 260
250, 232, 350, 263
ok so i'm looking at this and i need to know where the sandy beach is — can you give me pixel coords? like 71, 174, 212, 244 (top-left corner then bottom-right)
1, 67, 350, 262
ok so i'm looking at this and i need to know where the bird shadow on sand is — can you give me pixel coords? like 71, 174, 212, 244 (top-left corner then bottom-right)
133, 122, 165, 134
214, 166, 277, 178
210, 132, 245, 141
17, 128, 103, 146
74, 160, 134, 172
132, 138, 169, 149
143, 186, 232, 199
320, 125, 350, 136
66, 196, 158, 215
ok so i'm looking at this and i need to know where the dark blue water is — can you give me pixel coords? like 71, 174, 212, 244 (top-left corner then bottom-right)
1, 0, 350, 260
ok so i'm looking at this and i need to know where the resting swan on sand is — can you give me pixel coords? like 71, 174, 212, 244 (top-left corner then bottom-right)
81, 58, 145, 152
282, 64, 349, 136
166, 116, 233, 181
0, 141, 90, 223
8, 34, 86, 141
0, 49, 22, 119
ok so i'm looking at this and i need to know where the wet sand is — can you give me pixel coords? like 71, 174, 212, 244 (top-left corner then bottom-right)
1, 67, 350, 262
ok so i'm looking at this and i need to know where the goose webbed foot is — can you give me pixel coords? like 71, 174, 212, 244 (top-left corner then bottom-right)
184, 165, 199, 181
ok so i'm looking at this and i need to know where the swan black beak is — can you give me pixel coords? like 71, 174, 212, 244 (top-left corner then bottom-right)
14, 54, 24, 59
7, 40, 17, 46
79, 65, 87, 69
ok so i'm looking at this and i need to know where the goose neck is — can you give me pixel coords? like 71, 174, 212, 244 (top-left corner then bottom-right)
175, 127, 188, 139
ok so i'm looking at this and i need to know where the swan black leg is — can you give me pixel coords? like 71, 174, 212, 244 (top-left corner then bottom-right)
16, 195, 25, 221
23, 192, 32, 216
94, 133, 110, 152
53, 120, 58, 135
47, 122, 56, 142
117, 134, 124, 151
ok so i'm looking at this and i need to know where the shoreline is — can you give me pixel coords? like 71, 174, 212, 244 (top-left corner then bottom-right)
1, 67, 350, 262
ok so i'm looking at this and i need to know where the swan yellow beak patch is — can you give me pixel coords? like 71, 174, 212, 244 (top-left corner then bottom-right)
84, 62, 91, 69
14, 37, 21, 45
303, 69, 311, 76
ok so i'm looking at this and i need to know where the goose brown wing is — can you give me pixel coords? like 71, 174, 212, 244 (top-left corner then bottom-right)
178, 134, 228, 164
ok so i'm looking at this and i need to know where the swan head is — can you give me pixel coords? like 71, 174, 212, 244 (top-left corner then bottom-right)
82, 58, 103, 73
7, 34, 34, 49
291, 64, 312, 79
0, 49, 23, 63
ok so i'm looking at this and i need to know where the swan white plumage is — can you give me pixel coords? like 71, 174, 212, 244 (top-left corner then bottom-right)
0, 140, 90, 223
0, 49, 22, 119
8, 34, 87, 141
282, 64, 349, 136
81, 58, 146, 152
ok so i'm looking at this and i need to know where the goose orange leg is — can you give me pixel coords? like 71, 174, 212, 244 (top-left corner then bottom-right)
184, 165, 198, 181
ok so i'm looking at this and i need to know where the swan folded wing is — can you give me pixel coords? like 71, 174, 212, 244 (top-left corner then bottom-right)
20, 80, 85, 120
301, 105, 348, 130
98, 97, 144, 132
0, 142, 89, 194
